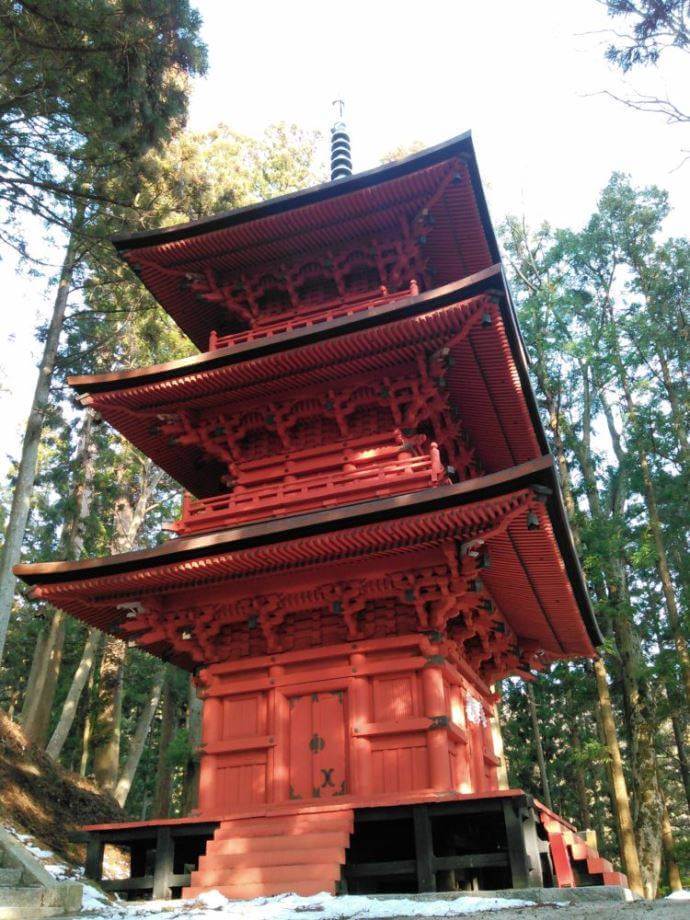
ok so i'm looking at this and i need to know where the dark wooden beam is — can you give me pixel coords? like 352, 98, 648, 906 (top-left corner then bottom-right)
413, 805, 436, 892
502, 798, 543, 888
345, 860, 416, 878
152, 826, 174, 900
433, 853, 509, 871
84, 837, 104, 882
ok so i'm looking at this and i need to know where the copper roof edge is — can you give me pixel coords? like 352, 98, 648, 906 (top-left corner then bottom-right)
68, 264, 505, 395
111, 132, 499, 260
13, 456, 600, 648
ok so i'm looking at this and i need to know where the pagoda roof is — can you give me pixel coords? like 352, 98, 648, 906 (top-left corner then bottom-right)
69, 266, 545, 499
112, 132, 498, 348
15, 458, 600, 671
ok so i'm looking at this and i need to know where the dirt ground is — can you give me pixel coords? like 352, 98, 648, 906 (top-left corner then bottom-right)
69, 898, 690, 920
465, 901, 690, 920
0, 708, 125, 862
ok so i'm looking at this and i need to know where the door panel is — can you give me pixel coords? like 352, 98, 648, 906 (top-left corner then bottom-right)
215, 691, 268, 810
288, 691, 348, 800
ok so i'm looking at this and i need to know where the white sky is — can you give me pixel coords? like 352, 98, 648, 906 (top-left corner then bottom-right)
1, 0, 688, 479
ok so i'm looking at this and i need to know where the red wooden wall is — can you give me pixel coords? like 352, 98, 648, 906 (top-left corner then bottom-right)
197, 635, 500, 815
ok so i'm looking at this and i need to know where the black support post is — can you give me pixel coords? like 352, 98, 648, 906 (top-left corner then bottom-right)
85, 836, 104, 882
502, 797, 543, 889
413, 805, 436, 892
152, 827, 174, 900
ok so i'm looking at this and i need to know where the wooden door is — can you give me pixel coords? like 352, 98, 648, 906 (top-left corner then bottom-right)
288, 691, 348, 800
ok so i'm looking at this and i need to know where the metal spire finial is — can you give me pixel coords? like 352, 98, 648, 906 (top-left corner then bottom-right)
330, 99, 352, 181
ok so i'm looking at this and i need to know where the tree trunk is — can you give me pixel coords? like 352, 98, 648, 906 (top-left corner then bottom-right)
46, 628, 101, 761
19, 611, 67, 745
574, 381, 663, 896
79, 664, 96, 777
182, 676, 203, 815
669, 710, 690, 810
593, 658, 644, 896
18, 407, 96, 745
114, 665, 166, 808
534, 368, 648, 891
660, 798, 682, 892
71, 458, 162, 779
153, 679, 175, 818
0, 225, 81, 662
610, 323, 690, 707
92, 636, 126, 793
525, 681, 552, 810
19, 626, 49, 722
611, 610, 662, 897
571, 719, 592, 830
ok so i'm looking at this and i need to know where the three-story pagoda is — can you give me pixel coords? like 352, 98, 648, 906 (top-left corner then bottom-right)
16, 130, 625, 901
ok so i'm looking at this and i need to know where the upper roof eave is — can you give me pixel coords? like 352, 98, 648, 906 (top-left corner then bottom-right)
111, 131, 500, 263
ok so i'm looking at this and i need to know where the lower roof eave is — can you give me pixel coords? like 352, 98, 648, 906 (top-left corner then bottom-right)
14, 457, 601, 651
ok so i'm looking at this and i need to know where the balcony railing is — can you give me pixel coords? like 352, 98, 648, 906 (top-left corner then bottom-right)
208, 281, 419, 351
169, 445, 446, 536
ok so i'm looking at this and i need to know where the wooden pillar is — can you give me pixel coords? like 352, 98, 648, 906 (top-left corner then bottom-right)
85, 836, 104, 882
413, 805, 436, 892
152, 826, 174, 900
488, 699, 509, 790
422, 666, 452, 791
270, 665, 288, 802
350, 652, 372, 796
198, 696, 221, 813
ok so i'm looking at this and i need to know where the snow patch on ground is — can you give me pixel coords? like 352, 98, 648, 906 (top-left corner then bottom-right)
4, 823, 537, 919
82, 883, 117, 911
78, 890, 537, 919
666, 889, 690, 900
4, 823, 86, 883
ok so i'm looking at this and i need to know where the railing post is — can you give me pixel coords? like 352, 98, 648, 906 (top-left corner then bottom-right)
209, 329, 217, 351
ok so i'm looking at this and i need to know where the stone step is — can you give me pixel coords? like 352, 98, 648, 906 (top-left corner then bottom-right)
213, 811, 352, 839
200, 846, 345, 871
184, 879, 334, 899
207, 830, 350, 855
0, 886, 77, 920
0, 870, 22, 887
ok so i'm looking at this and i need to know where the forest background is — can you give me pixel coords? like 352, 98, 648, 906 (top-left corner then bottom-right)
0, 0, 688, 903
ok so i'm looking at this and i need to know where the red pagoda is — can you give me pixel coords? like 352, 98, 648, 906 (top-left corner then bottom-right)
16, 128, 626, 900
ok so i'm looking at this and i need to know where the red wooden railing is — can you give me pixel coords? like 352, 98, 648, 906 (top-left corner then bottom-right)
170, 445, 446, 535
208, 281, 419, 351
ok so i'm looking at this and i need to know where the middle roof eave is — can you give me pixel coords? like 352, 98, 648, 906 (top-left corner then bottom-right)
69, 265, 504, 395
68, 266, 548, 498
